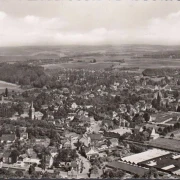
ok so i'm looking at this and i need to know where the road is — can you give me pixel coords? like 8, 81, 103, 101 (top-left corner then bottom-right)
77, 151, 91, 178
70, 138, 91, 178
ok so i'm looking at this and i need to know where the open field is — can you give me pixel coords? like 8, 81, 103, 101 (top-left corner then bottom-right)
42, 62, 118, 70
0, 80, 22, 93
151, 112, 180, 124
1, 45, 180, 71
166, 130, 180, 140
149, 138, 180, 152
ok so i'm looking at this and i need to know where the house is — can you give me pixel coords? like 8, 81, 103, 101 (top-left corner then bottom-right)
13, 161, 25, 168
23, 157, 40, 166
71, 102, 78, 110
109, 138, 119, 147
1, 134, 16, 143
26, 148, 37, 159
88, 133, 103, 143
110, 127, 132, 136
150, 128, 159, 140
20, 132, 28, 141
63, 140, 71, 149
106, 161, 148, 177
34, 111, 43, 120
41, 104, 48, 110
67, 167, 78, 178
71, 161, 79, 172
2, 150, 12, 164
79, 134, 91, 147
45, 155, 54, 168
20, 113, 29, 119
35, 137, 50, 147
86, 147, 99, 160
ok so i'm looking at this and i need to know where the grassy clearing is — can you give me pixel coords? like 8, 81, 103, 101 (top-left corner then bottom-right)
149, 137, 180, 152
0, 80, 22, 93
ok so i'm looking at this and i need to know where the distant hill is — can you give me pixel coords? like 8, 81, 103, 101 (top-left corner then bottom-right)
0, 45, 180, 70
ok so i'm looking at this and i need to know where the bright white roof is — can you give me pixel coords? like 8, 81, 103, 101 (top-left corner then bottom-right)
173, 169, 180, 175
162, 165, 175, 170
110, 127, 132, 135
86, 148, 99, 155
146, 161, 157, 166
122, 149, 170, 164
172, 154, 180, 159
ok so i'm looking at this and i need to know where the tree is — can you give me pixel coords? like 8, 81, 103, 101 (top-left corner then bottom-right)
10, 149, 20, 163
157, 92, 161, 105
143, 167, 159, 179
28, 164, 35, 175
15, 127, 21, 139
101, 169, 125, 178
129, 144, 146, 153
107, 139, 112, 147
15, 170, 23, 177
54, 149, 78, 164
143, 112, 150, 122
177, 106, 180, 112
170, 133, 174, 138
14, 103, 24, 116
90, 165, 99, 175
5, 88, 8, 97
152, 99, 158, 109
173, 90, 179, 99
40, 152, 46, 170
74, 139, 82, 151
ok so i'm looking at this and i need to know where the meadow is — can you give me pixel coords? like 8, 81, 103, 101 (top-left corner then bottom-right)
0, 80, 22, 93
149, 137, 180, 152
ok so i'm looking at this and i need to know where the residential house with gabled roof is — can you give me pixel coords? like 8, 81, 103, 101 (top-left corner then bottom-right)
88, 133, 103, 142
20, 132, 28, 141
86, 146, 99, 160
2, 150, 12, 164
34, 111, 43, 120
67, 167, 78, 178
88, 133, 105, 147
150, 128, 160, 140
1, 134, 16, 144
109, 138, 119, 147
79, 134, 91, 147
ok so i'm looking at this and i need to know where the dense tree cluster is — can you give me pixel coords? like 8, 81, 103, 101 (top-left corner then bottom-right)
143, 167, 159, 179
129, 144, 147, 153
53, 149, 78, 166
142, 68, 180, 77
101, 169, 125, 178
0, 63, 50, 88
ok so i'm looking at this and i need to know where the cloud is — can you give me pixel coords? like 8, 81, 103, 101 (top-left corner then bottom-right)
0, 9, 180, 46
24, 15, 40, 24
138, 10, 180, 45
0, 11, 7, 20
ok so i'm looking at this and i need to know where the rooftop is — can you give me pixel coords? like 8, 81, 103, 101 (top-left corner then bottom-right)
149, 138, 180, 152
1, 134, 16, 142
106, 161, 148, 176
122, 149, 170, 164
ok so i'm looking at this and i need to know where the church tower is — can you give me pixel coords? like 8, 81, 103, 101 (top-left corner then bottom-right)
29, 102, 35, 120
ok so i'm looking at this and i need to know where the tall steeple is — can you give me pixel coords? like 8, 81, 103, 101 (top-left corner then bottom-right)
29, 101, 35, 120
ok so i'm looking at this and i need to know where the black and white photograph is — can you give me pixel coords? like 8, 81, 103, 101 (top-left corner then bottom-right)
0, 0, 180, 179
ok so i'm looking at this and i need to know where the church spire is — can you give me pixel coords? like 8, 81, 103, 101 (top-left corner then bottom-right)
29, 101, 35, 120
31, 101, 34, 109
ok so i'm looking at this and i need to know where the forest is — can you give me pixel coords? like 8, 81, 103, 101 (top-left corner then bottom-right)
0, 63, 51, 88
142, 68, 180, 77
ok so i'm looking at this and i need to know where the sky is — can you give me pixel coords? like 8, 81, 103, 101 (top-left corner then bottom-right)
0, 0, 180, 46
